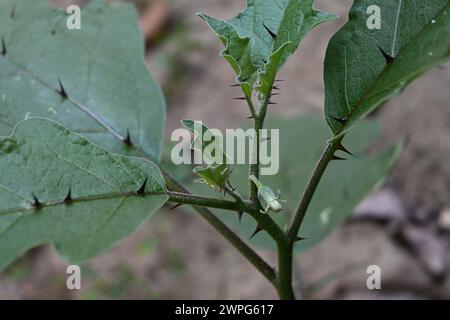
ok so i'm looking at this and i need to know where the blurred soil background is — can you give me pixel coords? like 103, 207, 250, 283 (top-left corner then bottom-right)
1, 0, 450, 299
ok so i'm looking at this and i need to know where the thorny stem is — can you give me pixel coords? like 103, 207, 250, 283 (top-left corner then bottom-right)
249, 94, 270, 207
245, 85, 299, 299
249, 118, 262, 206
166, 190, 252, 213
132, 74, 337, 299
162, 170, 277, 286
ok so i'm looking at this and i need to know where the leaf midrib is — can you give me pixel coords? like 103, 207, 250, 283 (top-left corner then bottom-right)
0, 189, 166, 217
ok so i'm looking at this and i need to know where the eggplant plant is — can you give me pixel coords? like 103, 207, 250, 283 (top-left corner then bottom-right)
0, 0, 449, 299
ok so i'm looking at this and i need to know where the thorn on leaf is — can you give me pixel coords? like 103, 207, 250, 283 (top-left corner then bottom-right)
237, 211, 243, 223
31, 193, 42, 209
64, 188, 72, 203
250, 225, 263, 239
123, 129, 132, 145
137, 178, 147, 195
10, 5, 16, 19
330, 116, 347, 125
377, 45, 396, 64
58, 79, 68, 99
262, 23, 277, 39
1, 36, 6, 56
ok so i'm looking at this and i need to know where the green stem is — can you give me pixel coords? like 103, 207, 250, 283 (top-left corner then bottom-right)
163, 170, 277, 286
249, 117, 262, 205
249, 89, 272, 204
287, 139, 341, 242
166, 191, 250, 213
276, 242, 295, 300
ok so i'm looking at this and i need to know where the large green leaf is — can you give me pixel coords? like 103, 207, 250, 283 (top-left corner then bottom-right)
0, 118, 168, 270
325, 0, 450, 139
176, 115, 401, 253
0, 0, 165, 159
199, 0, 336, 96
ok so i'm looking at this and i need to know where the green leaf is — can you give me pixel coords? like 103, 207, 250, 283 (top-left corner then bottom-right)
0, 0, 165, 160
0, 118, 168, 270
324, 0, 450, 140
199, 0, 336, 95
177, 115, 401, 254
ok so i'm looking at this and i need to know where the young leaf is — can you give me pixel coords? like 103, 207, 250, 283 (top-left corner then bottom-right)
181, 120, 231, 189
193, 165, 231, 190
199, 0, 337, 95
0, 0, 165, 159
324, 0, 450, 140
0, 118, 168, 270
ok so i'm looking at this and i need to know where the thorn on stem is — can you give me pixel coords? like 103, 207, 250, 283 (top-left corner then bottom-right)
229, 84, 241, 87
58, 78, 68, 99
246, 116, 254, 119
233, 97, 247, 100
337, 143, 354, 157
137, 178, 147, 195
295, 236, 307, 242
273, 85, 280, 90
